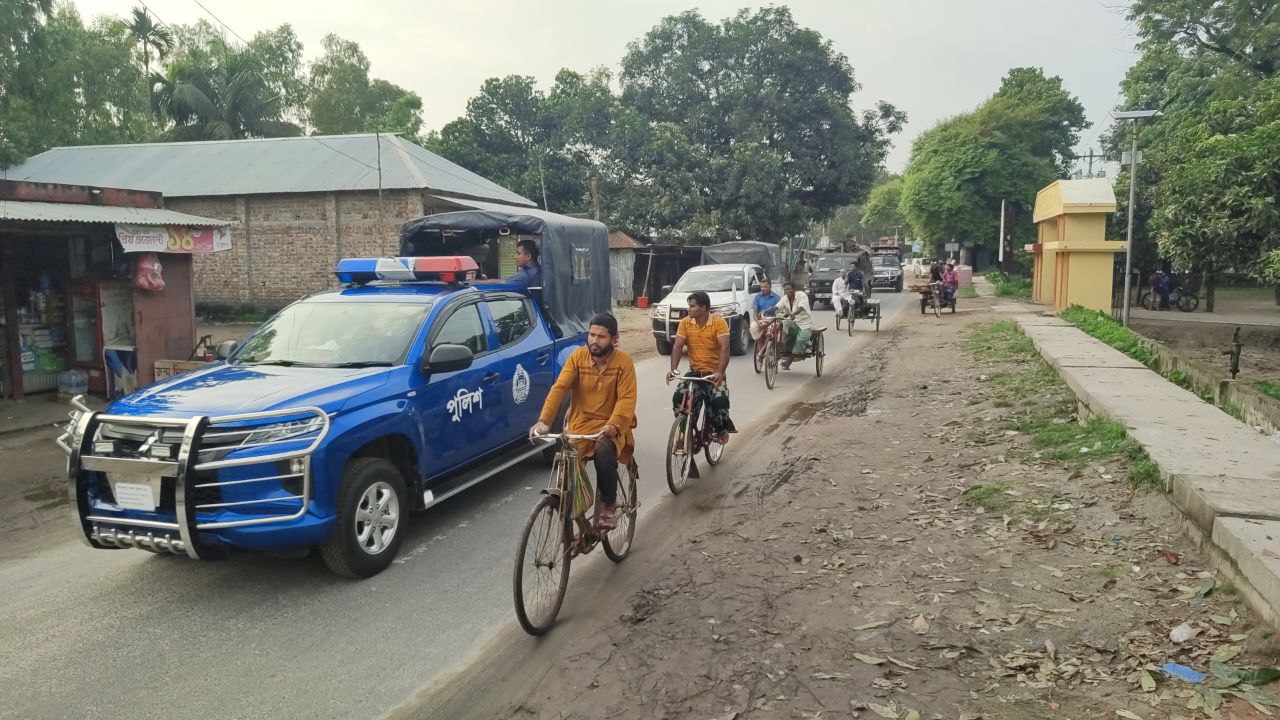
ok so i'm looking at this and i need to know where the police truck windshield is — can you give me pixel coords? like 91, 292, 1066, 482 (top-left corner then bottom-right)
232, 302, 430, 368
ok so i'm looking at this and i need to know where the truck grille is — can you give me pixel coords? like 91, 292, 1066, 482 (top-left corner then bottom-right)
62, 401, 330, 559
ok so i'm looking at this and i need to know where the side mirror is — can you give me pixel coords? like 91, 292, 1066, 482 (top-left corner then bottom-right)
749, 282, 761, 294
422, 343, 474, 374
660, 284, 673, 295
215, 340, 238, 360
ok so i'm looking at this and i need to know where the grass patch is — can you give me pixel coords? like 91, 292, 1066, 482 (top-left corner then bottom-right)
983, 270, 1033, 299
1258, 380, 1280, 402
1167, 369, 1193, 390
1059, 306, 1157, 367
966, 320, 1163, 489
965, 320, 1034, 360
963, 483, 1012, 512
960, 285, 979, 299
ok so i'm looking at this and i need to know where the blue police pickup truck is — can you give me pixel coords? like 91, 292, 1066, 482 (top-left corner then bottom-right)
59, 209, 610, 577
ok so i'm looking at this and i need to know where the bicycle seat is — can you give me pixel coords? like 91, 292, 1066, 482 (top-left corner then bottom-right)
812, 327, 827, 333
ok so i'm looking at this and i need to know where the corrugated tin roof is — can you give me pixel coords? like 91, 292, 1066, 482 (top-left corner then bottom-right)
428, 195, 605, 232
3, 134, 535, 206
0, 200, 230, 226
608, 231, 644, 249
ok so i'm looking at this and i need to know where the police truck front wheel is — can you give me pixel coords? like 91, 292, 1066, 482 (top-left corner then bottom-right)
729, 318, 749, 356
321, 458, 407, 578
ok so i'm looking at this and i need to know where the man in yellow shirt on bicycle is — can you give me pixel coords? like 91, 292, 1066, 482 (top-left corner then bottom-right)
665, 290, 737, 444
530, 313, 638, 530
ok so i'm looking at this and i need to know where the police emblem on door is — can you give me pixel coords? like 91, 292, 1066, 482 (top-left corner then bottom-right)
512, 364, 531, 404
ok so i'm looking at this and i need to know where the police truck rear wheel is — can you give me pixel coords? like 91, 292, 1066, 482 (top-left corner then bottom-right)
321, 458, 407, 578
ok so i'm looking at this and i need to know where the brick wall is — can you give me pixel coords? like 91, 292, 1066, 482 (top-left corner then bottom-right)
168, 190, 425, 308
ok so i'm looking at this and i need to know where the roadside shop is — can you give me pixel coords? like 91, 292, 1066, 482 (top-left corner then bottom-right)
0, 181, 230, 400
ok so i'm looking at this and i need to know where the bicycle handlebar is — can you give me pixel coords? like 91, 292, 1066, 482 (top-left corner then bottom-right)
531, 431, 608, 444
669, 374, 716, 382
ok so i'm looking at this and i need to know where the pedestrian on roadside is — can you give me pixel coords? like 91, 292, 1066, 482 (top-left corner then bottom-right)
1148, 269, 1168, 310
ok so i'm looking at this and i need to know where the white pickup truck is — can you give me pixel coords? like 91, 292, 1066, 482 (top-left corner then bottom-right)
648, 263, 766, 357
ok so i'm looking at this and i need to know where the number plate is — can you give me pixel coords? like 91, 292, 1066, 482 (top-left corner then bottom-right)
815, 293, 831, 299
110, 476, 161, 511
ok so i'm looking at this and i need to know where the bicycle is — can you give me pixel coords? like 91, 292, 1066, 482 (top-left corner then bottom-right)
666, 375, 724, 494
928, 281, 943, 317
754, 318, 783, 389
513, 432, 639, 635
1140, 287, 1199, 312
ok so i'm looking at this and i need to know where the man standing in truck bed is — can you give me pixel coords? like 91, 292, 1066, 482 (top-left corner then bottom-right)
531, 313, 637, 530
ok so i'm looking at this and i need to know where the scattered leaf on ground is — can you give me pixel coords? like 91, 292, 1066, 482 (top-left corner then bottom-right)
854, 653, 887, 665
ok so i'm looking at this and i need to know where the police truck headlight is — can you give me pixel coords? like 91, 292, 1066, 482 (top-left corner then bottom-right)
713, 303, 740, 318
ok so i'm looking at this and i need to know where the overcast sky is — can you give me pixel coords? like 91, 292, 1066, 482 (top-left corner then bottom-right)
71, 0, 1139, 173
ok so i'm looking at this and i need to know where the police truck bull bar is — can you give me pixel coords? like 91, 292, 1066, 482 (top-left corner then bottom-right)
58, 396, 331, 559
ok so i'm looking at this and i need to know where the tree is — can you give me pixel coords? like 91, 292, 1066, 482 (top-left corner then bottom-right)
151, 22, 302, 140
859, 176, 904, 236
308, 34, 422, 136
612, 8, 903, 241
899, 67, 1087, 261
426, 70, 615, 213
246, 24, 309, 127
1, 5, 149, 166
124, 6, 172, 80
1130, 0, 1280, 77
1151, 76, 1280, 310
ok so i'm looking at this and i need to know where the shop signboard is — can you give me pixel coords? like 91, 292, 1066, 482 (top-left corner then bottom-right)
115, 224, 231, 254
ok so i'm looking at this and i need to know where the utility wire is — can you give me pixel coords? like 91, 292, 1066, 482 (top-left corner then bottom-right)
190, 0, 248, 45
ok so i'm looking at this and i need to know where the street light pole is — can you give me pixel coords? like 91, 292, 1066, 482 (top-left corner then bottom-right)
1114, 109, 1160, 326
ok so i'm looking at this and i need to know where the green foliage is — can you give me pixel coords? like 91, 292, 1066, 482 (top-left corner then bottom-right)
1151, 76, 1280, 278
965, 320, 1162, 489
1059, 306, 1158, 367
984, 271, 1033, 299
425, 70, 614, 213
1130, 0, 1280, 77
611, 7, 904, 241
899, 68, 1086, 255
1, 5, 151, 166
307, 34, 421, 137
151, 23, 303, 141
859, 176, 904, 235
1257, 380, 1280, 402
960, 285, 979, 299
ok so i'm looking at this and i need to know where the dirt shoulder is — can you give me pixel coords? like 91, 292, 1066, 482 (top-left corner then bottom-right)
405, 297, 1278, 720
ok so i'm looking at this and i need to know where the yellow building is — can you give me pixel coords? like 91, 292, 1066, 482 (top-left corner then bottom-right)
1028, 179, 1126, 313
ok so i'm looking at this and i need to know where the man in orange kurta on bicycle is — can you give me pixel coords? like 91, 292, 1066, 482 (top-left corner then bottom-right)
529, 313, 638, 531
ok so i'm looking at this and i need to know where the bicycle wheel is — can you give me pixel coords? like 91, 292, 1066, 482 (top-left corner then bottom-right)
764, 339, 779, 389
814, 333, 824, 377
875, 308, 881, 332
1178, 294, 1199, 312
665, 413, 694, 495
753, 340, 764, 374
1140, 291, 1156, 311
834, 309, 843, 331
847, 309, 855, 336
931, 294, 941, 318
602, 461, 638, 562
703, 403, 725, 466
513, 494, 571, 635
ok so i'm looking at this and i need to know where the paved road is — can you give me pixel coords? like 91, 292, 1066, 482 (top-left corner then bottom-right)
1, 293, 912, 720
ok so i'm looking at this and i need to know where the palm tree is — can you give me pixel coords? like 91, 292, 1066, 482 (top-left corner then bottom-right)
151, 43, 302, 140
126, 7, 173, 80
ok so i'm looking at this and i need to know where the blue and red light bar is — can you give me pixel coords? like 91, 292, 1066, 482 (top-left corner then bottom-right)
334, 256, 479, 285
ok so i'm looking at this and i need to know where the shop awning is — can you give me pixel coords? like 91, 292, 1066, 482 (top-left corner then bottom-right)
0, 200, 230, 227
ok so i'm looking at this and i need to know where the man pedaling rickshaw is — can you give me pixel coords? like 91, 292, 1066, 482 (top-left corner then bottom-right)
776, 280, 817, 370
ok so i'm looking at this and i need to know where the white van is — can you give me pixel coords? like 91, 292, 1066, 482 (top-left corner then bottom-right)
648, 263, 766, 356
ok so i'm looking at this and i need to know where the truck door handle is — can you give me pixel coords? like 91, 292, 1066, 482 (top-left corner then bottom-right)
483, 372, 500, 383
535, 353, 551, 364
